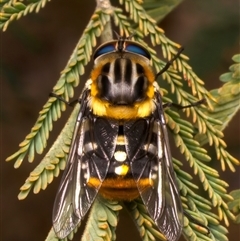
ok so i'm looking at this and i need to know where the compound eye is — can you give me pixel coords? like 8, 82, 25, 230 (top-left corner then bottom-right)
125, 43, 151, 59
94, 43, 115, 60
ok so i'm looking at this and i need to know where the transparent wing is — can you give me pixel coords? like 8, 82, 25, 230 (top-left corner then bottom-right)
52, 130, 82, 238
145, 120, 183, 241
126, 95, 183, 241
52, 91, 118, 239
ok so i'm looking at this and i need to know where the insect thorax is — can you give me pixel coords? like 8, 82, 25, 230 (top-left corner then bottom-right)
90, 52, 156, 119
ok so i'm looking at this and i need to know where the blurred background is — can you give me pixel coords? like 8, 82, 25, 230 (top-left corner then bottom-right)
1, 0, 239, 240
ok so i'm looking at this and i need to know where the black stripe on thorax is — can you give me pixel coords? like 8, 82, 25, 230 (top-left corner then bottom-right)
113, 58, 133, 85
96, 58, 148, 104
102, 62, 111, 73
124, 58, 132, 85
114, 58, 122, 84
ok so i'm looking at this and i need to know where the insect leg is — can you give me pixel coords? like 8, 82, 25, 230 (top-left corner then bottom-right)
163, 99, 206, 110
155, 47, 184, 79
49, 92, 80, 107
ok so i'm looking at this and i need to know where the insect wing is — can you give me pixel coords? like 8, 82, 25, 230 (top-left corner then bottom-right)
153, 119, 183, 241
52, 113, 84, 239
52, 91, 116, 239
125, 97, 183, 241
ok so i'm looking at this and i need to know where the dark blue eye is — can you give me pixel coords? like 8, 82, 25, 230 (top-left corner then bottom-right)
94, 40, 151, 60
94, 44, 115, 59
125, 44, 151, 59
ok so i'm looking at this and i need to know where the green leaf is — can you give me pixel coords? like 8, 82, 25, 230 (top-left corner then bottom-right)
228, 189, 240, 224
81, 198, 122, 241
143, 0, 183, 22
5, 9, 110, 167
17, 105, 79, 199
0, 0, 52, 31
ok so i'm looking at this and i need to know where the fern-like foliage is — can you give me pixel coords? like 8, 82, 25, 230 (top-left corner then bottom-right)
196, 54, 240, 170
4, 0, 239, 241
228, 189, 240, 224
125, 199, 167, 241
81, 198, 122, 241
0, 0, 52, 31
6, 9, 110, 168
